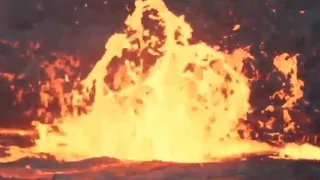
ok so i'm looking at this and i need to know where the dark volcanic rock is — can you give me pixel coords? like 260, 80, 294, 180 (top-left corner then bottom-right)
0, 155, 320, 180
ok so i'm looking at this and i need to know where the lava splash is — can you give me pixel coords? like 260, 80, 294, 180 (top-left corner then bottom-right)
1, 0, 320, 170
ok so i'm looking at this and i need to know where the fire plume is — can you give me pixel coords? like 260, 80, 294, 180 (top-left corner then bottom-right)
1, 0, 320, 165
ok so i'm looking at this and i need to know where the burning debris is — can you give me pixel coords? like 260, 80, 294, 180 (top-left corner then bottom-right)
1, 0, 320, 179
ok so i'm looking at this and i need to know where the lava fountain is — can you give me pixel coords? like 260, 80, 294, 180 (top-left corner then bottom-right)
1, 0, 320, 164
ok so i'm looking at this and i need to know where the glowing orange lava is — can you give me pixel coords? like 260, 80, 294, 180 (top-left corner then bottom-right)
1, 0, 320, 163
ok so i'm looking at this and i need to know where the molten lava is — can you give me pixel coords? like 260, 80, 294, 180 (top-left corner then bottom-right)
1, 0, 320, 164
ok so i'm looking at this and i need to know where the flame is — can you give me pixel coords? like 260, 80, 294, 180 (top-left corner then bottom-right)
1, 0, 320, 163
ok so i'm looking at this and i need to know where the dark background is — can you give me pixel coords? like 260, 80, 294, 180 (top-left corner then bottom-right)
1, 0, 320, 141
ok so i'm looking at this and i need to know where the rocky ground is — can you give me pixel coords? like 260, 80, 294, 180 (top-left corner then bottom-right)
1, 154, 320, 180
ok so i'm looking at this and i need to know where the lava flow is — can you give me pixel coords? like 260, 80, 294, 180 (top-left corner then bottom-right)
1, 0, 320, 166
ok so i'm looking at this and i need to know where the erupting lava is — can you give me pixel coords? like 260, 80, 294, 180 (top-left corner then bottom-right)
1, 0, 320, 164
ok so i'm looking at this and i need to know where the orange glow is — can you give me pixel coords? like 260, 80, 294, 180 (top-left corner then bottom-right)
1, 0, 320, 164
232, 24, 241, 31
272, 54, 304, 108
